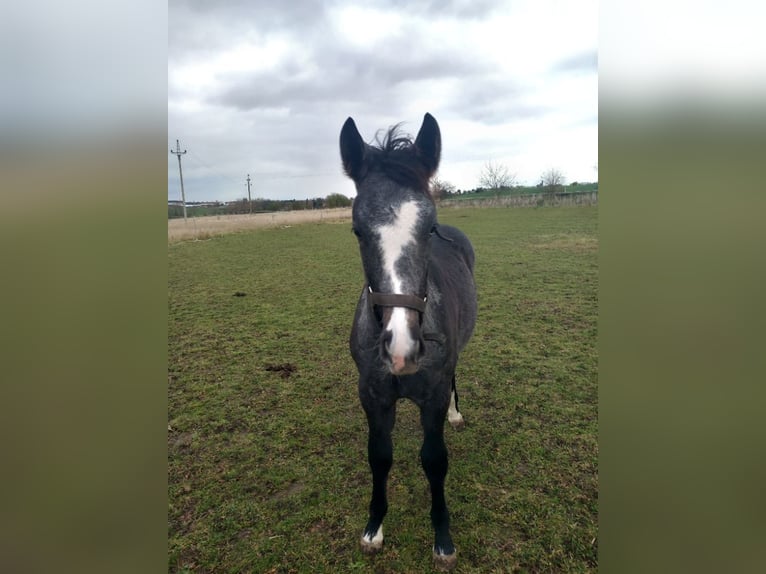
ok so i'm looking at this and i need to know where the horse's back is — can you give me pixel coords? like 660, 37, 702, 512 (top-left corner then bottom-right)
434, 224, 475, 273
429, 224, 477, 353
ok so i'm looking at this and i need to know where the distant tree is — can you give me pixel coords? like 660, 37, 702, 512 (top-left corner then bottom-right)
430, 177, 457, 201
479, 160, 517, 190
226, 198, 250, 214
541, 168, 566, 195
325, 193, 352, 208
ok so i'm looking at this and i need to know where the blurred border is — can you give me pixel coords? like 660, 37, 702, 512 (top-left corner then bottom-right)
600, 2, 766, 572
1, 3, 168, 573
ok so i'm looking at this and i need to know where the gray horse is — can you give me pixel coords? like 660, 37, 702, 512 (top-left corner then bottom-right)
340, 113, 477, 571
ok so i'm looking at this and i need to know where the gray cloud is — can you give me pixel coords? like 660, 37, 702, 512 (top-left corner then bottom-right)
210, 42, 490, 115
171, 0, 327, 28
553, 50, 598, 74
442, 75, 551, 125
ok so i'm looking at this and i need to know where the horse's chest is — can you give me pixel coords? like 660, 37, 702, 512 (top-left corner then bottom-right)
387, 374, 447, 406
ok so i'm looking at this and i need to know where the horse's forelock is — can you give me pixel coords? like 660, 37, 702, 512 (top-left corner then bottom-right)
362, 125, 434, 197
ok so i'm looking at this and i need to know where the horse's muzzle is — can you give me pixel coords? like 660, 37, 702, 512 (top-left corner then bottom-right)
381, 330, 425, 375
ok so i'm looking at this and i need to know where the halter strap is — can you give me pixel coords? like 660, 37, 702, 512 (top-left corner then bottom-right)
367, 286, 427, 313
365, 285, 446, 344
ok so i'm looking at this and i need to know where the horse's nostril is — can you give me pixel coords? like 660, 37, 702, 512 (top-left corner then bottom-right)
381, 331, 393, 357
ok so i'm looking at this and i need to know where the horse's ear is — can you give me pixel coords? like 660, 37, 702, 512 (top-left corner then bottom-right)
414, 113, 441, 176
340, 117, 366, 181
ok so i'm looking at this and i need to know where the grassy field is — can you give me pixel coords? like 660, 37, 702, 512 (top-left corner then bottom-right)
168, 206, 598, 573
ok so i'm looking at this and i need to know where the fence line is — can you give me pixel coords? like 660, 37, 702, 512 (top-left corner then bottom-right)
440, 190, 598, 209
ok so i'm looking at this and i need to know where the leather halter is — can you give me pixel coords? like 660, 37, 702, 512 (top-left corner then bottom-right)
367, 285, 427, 313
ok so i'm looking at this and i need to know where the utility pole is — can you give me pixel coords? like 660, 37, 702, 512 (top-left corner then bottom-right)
170, 139, 188, 222
246, 174, 252, 213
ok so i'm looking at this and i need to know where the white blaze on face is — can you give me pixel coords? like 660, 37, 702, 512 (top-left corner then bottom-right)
375, 200, 421, 363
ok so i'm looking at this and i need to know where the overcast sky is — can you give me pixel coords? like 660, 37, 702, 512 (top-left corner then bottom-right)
168, 0, 597, 203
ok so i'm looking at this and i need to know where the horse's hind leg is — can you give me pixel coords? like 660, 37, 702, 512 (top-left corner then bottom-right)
360, 402, 395, 554
447, 375, 465, 430
420, 404, 457, 571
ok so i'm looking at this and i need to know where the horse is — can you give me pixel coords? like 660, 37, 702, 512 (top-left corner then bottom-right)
340, 113, 477, 571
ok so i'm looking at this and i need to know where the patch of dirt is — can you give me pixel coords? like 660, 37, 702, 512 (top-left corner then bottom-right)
264, 363, 297, 378
171, 432, 194, 449
270, 480, 305, 501
308, 518, 346, 539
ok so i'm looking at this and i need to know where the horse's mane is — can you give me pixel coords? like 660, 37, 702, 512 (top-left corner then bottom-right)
365, 124, 433, 195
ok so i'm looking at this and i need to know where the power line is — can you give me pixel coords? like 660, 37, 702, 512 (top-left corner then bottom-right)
186, 149, 244, 188
257, 171, 339, 180
184, 145, 341, 183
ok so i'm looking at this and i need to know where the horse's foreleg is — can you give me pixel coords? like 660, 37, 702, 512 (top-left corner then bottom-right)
360, 403, 395, 554
420, 405, 457, 571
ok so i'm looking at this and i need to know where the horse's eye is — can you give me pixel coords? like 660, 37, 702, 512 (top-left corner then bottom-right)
352, 227, 361, 238
430, 225, 437, 235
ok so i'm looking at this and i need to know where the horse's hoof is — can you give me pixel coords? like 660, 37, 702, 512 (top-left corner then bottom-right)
360, 537, 383, 554
448, 415, 465, 431
433, 549, 457, 571
360, 526, 383, 555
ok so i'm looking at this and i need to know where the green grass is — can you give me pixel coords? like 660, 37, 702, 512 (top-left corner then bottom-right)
168, 206, 598, 573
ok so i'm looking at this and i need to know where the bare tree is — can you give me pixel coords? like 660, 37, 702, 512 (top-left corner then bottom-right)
541, 168, 566, 193
430, 177, 456, 200
479, 160, 517, 190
